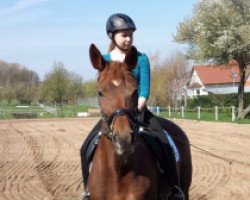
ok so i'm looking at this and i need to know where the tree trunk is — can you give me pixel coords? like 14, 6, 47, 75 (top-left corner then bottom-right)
237, 62, 246, 119
243, 104, 250, 118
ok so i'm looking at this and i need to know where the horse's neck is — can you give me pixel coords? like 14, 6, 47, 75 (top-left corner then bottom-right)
97, 136, 128, 175
89, 136, 153, 199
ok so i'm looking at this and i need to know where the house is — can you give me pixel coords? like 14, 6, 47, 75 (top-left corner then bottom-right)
186, 61, 250, 98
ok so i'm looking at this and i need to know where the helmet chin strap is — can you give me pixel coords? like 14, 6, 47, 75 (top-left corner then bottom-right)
111, 36, 129, 52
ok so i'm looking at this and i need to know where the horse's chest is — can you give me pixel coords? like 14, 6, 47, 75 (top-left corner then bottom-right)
89, 173, 151, 200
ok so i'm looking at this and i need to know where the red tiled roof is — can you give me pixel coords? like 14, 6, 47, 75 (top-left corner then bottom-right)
193, 62, 241, 85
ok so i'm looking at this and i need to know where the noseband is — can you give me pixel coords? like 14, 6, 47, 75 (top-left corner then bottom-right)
100, 108, 139, 139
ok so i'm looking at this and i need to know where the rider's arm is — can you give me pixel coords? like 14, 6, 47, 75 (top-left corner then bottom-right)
138, 53, 150, 110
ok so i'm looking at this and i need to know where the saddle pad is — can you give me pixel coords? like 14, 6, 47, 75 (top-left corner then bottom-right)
163, 129, 180, 162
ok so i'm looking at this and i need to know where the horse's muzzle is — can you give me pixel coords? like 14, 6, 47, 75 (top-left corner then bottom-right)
113, 131, 135, 156
103, 109, 138, 155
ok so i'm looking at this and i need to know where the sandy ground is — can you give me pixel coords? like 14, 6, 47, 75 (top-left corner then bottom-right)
0, 118, 249, 200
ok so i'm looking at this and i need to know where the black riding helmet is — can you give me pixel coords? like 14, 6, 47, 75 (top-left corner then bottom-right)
106, 13, 136, 39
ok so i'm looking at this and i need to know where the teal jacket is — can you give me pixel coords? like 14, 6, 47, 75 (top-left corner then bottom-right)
103, 52, 150, 99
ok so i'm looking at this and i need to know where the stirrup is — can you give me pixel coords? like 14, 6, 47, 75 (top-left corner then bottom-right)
171, 186, 185, 200
82, 191, 90, 200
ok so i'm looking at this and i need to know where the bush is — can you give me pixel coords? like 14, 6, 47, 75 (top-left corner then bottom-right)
0, 100, 9, 107
31, 101, 38, 106
10, 99, 20, 106
245, 93, 250, 105
187, 93, 242, 108
222, 107, 231, 113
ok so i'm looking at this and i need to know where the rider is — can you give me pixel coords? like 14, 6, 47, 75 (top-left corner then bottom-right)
81, 13, 184, 200
105, 13, 150, 110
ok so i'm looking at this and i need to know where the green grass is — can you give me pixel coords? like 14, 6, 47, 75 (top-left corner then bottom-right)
0, 105, 101, 119
57, 105, 98, 112
158, 111, 250, 124
53, 105, 99, 118
0, 106, 45, 119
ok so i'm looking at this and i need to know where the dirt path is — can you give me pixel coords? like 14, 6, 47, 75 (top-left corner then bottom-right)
0, 118, 249, 200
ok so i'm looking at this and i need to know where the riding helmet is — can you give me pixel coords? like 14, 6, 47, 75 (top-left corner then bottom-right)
106, 13, 136, 38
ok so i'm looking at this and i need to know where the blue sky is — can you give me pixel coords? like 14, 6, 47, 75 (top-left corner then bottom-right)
0, 0, 197, 81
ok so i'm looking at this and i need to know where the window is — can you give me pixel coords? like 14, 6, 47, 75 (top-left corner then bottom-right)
196, 89, 200, 95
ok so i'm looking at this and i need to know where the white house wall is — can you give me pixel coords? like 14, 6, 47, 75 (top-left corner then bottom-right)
190, 71, 202, 84
188, 82, 250, 97
205, 83, 239, 94
187, 70, 208, 97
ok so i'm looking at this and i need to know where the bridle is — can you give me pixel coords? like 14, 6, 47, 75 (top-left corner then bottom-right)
97, 67, 139, 141
100, 108, 139, 140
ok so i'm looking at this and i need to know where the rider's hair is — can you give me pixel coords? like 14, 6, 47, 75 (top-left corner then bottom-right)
108, 42, 116, 52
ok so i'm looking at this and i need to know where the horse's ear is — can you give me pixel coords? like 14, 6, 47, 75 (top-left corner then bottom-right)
89, 44, 106, 71
124, 46, 138, 71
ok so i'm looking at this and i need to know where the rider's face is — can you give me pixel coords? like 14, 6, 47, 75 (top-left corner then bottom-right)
114, 29, 133, 51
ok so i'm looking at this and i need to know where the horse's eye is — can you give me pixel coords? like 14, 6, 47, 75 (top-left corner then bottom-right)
98, 91, 104, 97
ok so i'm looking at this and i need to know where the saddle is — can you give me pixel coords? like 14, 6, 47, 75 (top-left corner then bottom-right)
81, 110, 184, 199
82, 124, 179, 196
81, 126, 101, 188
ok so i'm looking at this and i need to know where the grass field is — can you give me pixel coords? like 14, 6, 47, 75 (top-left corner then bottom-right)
0, 105, 99, 119
159, 111, 250, 124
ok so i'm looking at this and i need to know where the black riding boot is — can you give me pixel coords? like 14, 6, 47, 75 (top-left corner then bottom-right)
80, 120, 102, 200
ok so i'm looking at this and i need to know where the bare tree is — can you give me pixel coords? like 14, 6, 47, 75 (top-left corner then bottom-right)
149, 52, 190, 107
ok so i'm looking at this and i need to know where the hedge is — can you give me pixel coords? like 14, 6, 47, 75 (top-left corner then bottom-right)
187, 93, 250, 108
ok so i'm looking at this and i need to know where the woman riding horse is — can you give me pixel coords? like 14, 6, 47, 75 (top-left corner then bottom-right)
80, 13, 191, 200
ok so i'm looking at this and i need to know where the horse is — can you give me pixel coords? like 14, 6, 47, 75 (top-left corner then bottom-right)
86, 44, 192, 200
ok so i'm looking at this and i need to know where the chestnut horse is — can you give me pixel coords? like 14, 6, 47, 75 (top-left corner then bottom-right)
87, 44, 192, 200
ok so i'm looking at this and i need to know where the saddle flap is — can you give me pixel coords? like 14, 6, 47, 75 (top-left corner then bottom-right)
139, 129, 179, 188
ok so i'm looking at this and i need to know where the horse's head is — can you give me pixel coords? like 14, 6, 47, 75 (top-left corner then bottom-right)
89, 44, 138, 155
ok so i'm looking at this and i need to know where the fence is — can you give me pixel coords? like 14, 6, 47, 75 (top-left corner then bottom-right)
0, 104, 243, 122
150, 106, 238, 122
0, 104, 100, 120
77, 97, 99, 107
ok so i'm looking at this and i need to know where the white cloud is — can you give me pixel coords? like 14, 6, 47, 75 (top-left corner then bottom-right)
0, 0, 50, 19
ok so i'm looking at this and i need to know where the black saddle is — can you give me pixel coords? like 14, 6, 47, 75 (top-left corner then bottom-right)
81, 125, 178, 188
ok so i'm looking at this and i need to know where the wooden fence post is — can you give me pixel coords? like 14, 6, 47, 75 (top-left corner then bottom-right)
231, 106, 236, 122
156, 106, 160, 116
168, 106, 171, 117
215, 106, 218, 120
197, 106, 201, 120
